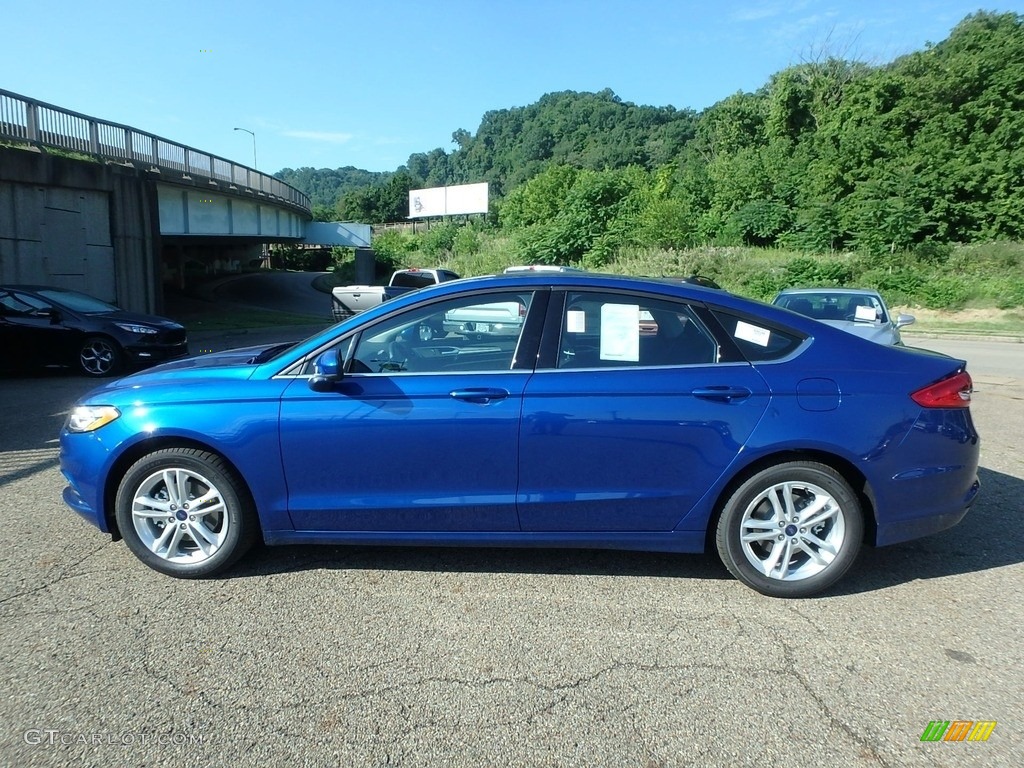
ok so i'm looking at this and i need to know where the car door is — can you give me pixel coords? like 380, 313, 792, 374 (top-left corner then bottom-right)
517, 290, 772, 532
278, 290, 544, 532
0, 290, 75, 371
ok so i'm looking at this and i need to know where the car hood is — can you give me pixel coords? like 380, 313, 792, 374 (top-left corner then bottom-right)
93, 344, 282, 387
819, 320, 897, 345
76, 344, 289, 405
88, 310, 185, 330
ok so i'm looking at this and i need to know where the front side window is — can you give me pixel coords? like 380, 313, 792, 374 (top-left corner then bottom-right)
37, 289, 117, 313
349, 291, 534, 374
557, 292, 717, 369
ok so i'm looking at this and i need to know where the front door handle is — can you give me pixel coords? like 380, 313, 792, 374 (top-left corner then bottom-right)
691, 386, 752, 403
450, 388, 510, 404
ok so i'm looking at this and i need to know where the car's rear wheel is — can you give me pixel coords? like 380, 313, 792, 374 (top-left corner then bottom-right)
114, 448, 257, 577
715, 462, 863, 598
79, 336, 122, 377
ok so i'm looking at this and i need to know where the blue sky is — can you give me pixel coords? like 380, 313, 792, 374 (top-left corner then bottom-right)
3, 1, 1018, 174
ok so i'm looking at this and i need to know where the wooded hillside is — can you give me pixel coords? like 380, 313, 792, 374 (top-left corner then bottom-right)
278, 11, 1024, 259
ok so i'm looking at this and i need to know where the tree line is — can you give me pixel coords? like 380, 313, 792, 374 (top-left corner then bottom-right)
276, 11, 1024, 263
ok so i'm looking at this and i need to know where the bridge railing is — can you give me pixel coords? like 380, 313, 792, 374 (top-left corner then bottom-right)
0, 88, 310, 214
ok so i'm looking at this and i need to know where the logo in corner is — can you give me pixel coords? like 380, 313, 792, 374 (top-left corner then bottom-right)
920, 720, 996, 742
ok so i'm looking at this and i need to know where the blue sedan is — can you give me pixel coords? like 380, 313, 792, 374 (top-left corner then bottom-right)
59, 273, 980, 597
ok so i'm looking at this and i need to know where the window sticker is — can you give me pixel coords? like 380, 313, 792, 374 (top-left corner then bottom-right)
854, 305, 877, 321
735, 320, 771, 347
600, 303, 640, 361
566, 309, 586, 333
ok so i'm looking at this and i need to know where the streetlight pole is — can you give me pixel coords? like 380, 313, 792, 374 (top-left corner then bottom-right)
233, 127, 257, 169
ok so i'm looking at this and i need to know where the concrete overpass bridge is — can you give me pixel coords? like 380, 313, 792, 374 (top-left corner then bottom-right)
0, 88, 369, 313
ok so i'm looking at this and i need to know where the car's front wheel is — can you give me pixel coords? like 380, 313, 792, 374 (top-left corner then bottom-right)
114, 448, 257, 577
79, 336, 122, 377
715, 462, 863, 598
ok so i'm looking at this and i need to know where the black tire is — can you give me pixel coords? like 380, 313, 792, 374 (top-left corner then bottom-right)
114, 447, 257, 578
715, 461, 863, 598
79, 336, 123, 377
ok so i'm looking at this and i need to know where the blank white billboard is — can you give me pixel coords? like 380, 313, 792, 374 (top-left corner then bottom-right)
409, 182, 488, 218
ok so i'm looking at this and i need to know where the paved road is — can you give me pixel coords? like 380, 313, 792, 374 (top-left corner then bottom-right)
1, 332, 1021, 766
906, 336, 1023, 383
205, 270, 334, 319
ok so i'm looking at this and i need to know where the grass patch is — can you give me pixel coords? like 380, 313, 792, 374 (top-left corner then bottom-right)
899, 308, 1024, 339
181, 308, 328, 331
165, 297, 328, 331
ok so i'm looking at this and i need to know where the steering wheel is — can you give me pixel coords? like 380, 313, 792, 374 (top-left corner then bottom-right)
386, 339, 413, 370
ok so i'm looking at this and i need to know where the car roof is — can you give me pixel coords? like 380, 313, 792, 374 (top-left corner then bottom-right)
389, 273, 756, 320
776, 287, 882, 296
502, 265, 585, 273
482, 271, 723, 291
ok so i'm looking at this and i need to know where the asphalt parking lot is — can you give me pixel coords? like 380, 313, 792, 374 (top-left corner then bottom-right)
0, 334, 1021, 767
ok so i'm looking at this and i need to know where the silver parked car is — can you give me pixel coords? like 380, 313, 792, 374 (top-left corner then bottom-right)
772, 288, 915, 345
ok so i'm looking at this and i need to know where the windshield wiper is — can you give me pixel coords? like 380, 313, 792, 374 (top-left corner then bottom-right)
249, 342, 295, 364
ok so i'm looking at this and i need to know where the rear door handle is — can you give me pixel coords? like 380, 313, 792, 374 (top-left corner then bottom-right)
691, 386, 752, 403
450, 388, 510, 404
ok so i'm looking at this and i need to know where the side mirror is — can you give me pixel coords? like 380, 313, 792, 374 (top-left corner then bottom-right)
895, 313, 916, 329
308, 349, 342, 392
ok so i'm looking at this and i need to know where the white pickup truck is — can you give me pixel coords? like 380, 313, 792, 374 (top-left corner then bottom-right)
331, 268, 460, 321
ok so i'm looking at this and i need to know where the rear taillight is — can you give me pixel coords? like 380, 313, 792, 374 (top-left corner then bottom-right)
911, 370, 973, 408
518, 302, 527, 317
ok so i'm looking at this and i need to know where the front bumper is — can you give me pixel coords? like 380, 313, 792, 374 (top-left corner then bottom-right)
123, 341, 189, 366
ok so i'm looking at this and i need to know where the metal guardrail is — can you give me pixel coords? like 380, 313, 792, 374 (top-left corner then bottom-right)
0, 88, 310, 215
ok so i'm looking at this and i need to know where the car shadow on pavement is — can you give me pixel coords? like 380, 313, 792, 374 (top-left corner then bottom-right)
0, 370, 94, 490
232, 542, 733, 583
830, 465, 1023, 597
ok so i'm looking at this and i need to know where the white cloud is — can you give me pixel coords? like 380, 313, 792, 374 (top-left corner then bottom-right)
282, 130, 354, 144
731, 0, 813, 23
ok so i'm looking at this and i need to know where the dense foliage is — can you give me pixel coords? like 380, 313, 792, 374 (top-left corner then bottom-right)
280, 11, 1024, 276
273, 166, 386, 218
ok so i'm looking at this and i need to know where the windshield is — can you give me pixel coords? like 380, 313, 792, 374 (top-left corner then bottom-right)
776, 292, 886, 323
39, 289, 120, 313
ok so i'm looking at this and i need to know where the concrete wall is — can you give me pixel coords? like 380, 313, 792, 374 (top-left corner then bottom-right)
156, 185, 306, 238
0, 146, 159, 313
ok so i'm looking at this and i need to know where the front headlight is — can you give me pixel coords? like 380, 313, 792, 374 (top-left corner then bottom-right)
66, 405, 121, 433
114, 323, 158, 335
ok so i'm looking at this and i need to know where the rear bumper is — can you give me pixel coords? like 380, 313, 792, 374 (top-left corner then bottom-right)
875, 476, 980, 546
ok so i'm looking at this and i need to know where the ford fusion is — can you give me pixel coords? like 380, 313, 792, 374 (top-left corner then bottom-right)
59, 273, 980, 597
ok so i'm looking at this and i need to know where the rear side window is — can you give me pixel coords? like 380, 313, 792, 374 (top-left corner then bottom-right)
712, 310, 805, 361
558, 292, 718, 368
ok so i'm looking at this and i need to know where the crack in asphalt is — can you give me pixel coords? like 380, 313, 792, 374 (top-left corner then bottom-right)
768, 625, 892, 767
0, 543, 111, 607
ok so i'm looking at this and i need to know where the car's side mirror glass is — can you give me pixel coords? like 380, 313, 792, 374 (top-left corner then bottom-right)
308, 349, 342, 392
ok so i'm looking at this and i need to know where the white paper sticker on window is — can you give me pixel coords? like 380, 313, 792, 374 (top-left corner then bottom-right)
566, 309, 586, 333
735, 320, 771, 347
854, 305, 877, 321
600, 304, 640, 361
